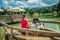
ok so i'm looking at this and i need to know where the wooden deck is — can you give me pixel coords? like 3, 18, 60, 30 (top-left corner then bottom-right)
0, 20, 60, 40
14, 35, 51, 40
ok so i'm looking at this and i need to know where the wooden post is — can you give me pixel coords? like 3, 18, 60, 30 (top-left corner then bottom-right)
25, 31, 29, 36
10, 29, 13, 38
13, 12, 14, 15
3, 26, 9, 34
43, 22, 44, 26
35, 32, 39, 37
2, 26, 9, 40
40, 22, 44, 28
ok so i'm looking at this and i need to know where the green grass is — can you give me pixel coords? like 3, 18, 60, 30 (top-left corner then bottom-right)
0, 27, 5, 40
11, 23, 20, 27
29, 15, 60, 21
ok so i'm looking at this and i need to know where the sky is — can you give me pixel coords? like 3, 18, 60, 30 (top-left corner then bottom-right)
0, 0, 59, 8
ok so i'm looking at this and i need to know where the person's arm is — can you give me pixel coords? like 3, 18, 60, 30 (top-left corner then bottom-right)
26, 19, 31, 29
37, 19, 41, 25
20, 18, 22, 23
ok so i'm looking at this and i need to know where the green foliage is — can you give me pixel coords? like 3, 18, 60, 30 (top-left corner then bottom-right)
0, 27, 5, 40
25, 0, 60, 17
0, 0, 60, 17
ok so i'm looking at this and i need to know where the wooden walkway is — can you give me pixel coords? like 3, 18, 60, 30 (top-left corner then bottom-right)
0, 20, 60, 40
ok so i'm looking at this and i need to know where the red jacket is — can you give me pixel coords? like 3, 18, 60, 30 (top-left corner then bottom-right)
21, 18, 30, 29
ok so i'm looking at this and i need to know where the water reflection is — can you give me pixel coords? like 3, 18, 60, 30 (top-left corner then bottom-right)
44, 23, 60, 31
39, 19, 60, 31
12, 18, 60, 31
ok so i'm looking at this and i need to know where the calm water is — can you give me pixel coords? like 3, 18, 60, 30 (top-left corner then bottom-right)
39, 18, 60, 31
29, 18, 60, 31
11, 18, 60, 31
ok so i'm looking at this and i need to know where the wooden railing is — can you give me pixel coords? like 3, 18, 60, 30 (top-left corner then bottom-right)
0, 20, 60, 40
40, 21, 60, 24
0, 15, 21, 23
0, 15, 60, 24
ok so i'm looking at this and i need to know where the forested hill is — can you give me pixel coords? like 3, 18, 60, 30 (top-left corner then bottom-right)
25, 1, 60, 15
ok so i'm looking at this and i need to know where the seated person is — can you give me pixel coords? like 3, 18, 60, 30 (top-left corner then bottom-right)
33, 13, 40, 29
20, 14, 30, 29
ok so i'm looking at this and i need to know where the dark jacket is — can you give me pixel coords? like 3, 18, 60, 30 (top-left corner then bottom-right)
33, 18, 40, 24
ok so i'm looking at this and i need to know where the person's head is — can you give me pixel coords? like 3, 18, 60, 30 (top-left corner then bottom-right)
22, 14, 26, 18
33, 13, 38, 18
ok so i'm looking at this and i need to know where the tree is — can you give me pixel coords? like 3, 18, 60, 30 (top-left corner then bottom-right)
56, 0, 60, 16
0, 7, 4, 15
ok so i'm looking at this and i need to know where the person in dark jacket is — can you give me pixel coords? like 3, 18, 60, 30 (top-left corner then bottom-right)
33, 13, 40, 29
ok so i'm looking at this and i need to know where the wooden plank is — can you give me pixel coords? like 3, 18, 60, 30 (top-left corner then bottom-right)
10, 29, 13, 38
40, 21, 60, 24
53, 37, 60, 40
14, 35, 51, 40
0, 20, 60, 37
2, 25, 60, 37
40, 27, 59, 32
3, 26, 9, 34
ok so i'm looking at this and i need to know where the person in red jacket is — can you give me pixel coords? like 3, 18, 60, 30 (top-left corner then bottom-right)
20, 14, 30, 29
